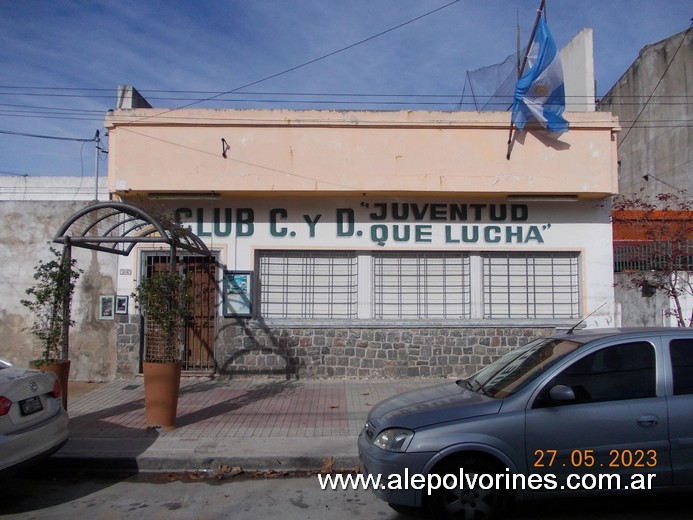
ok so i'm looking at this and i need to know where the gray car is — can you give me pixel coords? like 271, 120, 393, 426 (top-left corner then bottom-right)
358, 328, 693, 519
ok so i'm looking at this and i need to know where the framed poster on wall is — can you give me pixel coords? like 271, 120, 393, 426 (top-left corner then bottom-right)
99, 295, 114, 320
223, 271, 253, 317
115, 295, 129, 315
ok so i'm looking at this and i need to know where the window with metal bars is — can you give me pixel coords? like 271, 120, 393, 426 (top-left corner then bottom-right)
257, 250, 358, 319
255, 250, 581, 321
482, 252, 580, 319
373, 252, 471, 319
614, 240, 693, 272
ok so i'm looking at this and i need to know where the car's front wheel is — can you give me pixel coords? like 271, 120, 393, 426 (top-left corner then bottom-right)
428, 455, 509, 520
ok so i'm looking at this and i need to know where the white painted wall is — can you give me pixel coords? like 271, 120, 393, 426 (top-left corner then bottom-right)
560, 28, 596, 112
0, 176, 108, 201
116, 196, 616, 326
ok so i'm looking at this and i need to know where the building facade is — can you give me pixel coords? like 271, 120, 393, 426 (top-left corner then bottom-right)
104, 106, 620, 379
2, 28, 625, 381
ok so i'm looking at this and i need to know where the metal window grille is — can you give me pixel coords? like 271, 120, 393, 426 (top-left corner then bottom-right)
257, 250, 358, 318
614, 240, 693, 272
373, 252, 471, 319
482, 252, 580, 319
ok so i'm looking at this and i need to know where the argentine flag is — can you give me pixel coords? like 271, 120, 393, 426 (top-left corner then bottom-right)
512, 17, 569, 135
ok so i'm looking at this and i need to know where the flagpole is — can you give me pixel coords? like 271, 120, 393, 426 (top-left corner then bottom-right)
506, 0, 546, 160
516, 9, 521, 74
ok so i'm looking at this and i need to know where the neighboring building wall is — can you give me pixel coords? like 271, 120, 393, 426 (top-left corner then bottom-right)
614, 273, 693, 327
0, 175, 109, 201
0, 177, 119, 381
598, 29, 692, 198
1, 200, 119, 380
599, 29, 692, 327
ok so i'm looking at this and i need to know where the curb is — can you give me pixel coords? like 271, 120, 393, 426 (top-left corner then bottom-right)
52, 436, 362, 474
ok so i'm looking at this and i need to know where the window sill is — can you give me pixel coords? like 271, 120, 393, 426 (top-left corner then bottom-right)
239, 318, 579, 330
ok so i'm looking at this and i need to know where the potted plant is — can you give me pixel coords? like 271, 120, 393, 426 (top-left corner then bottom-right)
20, 246, 81, 410
134, 269, 192, 431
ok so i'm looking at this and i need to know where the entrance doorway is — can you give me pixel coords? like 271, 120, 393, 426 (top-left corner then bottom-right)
142, 254, 217, 373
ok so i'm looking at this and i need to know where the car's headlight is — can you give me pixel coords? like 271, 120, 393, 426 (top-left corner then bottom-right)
372, 428, 414, 452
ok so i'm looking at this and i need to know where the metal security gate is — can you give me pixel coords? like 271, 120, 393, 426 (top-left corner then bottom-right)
143, 254, 217, 373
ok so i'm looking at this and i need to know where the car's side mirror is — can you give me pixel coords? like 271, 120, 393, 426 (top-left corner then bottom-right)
549, 385, 576, 402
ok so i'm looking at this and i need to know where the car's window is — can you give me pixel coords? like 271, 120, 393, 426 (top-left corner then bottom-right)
467, 337, 583, 399
670, 338, 693, 396
535, 341, 656, 407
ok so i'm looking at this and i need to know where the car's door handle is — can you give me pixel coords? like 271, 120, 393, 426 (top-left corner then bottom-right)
637, 414, 660, 428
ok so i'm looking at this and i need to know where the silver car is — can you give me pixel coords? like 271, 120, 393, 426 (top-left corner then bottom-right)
0, 359, 69, 473
358, 328, 693, 519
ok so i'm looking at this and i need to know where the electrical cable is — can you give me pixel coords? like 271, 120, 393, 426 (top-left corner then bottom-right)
0, 129, 95, 142
1, 88, 690, 105
125, 0, 462, 123
618, 22, 692, 148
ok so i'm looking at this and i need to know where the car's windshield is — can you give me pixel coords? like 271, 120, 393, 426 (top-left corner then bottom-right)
462, 337, 583, 399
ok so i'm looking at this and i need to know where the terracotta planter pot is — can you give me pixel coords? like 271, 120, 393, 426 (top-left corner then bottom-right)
143, 361, 181, 431
35, 360, 71, 411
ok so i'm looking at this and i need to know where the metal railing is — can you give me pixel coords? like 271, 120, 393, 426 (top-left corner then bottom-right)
614, 241, 693, 272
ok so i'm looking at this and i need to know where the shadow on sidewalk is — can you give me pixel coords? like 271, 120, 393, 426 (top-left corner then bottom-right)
175, 378, 298, 427
52, 379, 298, 476
67, 378, 299, 434
67, 392, 150, 438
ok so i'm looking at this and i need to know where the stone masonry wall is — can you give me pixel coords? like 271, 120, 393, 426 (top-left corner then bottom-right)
116, 315, 141, 378
215, 321, 555, 379
116, 317, 555, 379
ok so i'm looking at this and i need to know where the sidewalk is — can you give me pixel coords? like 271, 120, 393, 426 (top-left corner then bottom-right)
54, 377, 441, 473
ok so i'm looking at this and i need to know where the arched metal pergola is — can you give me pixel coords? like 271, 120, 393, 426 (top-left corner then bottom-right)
51, 201, 211, 359
54, 201, 210, 259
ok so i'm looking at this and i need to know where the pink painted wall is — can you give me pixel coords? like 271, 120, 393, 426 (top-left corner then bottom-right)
106, 109, 619, 197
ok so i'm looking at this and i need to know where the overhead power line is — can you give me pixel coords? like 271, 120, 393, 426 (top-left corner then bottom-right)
0, 129, 96, 142
1, 87, 690, 103
618, 21, 692, 148
0, 169, 28, 177
127, 0, 463, 122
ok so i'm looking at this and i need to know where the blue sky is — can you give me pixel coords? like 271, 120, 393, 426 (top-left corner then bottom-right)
0, 0, 690, 178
